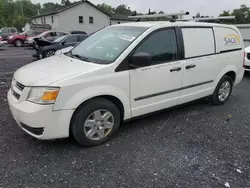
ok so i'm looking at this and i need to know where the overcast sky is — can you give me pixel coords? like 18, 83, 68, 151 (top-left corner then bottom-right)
31, 0, 250, 17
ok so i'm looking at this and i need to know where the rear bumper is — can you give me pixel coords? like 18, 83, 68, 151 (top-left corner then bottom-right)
7, 89, 74, 140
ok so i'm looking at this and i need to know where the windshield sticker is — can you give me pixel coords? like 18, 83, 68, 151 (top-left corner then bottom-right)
120, 35, 136, 42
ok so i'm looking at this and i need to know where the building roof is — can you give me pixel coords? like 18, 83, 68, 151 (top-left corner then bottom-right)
31, 0, 110, 19
111, 14, 131, 21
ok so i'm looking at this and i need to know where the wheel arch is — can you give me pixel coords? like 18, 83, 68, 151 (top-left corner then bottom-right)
214, 66, 237, 88
69, 95, 125, 136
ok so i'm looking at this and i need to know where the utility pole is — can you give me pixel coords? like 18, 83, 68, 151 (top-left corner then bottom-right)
20, 0, 24, 17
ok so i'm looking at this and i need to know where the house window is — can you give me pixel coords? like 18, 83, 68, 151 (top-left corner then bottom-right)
79, 16, 83, 24
44, 17, 46, 24
118, 22, 120, 24
89, 17, 94, 24
41, 18, 43, 23
51, 16, 54, 24
34, 19, 36, 23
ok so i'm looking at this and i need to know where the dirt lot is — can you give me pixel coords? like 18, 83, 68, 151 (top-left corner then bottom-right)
0, 45, 250, 188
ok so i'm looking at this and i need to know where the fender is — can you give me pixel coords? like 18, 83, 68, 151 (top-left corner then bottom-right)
53, 85, 131, 120
214, 65, 237, 89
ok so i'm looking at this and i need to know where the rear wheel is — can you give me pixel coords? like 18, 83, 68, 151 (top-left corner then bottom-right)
211, 75, 233, 105
15, 40, 23, 47
71, 98, 121, 147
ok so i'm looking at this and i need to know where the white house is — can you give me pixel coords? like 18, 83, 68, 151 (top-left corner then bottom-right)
31, 0, 110, 34
110, 14, 134, 25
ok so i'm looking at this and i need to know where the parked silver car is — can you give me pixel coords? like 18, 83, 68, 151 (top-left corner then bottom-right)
0, 27, 18, 40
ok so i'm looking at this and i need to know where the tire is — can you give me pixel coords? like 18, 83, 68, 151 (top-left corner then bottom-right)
15, 40, 23, 47
71, 98, 121, 147
44, 50, 55, 58
211, 75, 233, 105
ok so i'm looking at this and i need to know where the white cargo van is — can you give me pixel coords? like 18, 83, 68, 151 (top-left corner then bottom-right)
8, 21, 245, 146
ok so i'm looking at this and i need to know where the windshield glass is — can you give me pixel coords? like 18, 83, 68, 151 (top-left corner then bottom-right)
70, 26, 148, 64
54, 35, 67, 43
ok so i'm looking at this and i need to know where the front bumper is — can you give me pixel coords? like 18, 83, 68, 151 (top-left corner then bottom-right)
25, 40, 34, 46
7, 89, 74, 140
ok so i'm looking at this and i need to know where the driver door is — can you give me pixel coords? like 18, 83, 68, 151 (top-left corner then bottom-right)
129, 28, 184, 117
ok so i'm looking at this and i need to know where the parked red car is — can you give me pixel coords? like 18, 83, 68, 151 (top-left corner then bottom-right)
8, 29, 47, 47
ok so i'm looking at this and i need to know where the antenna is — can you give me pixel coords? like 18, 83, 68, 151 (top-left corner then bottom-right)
128, 12, 189, 22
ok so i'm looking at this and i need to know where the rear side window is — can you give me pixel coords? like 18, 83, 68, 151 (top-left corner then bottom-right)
79, 35, 88, 41
134, 29, 178, 64
213, 27, 242, 52
182, 28, 215, 58
2, 28, 9, 33
64, 36, 78, 43
10, 28, 16, 33
56, 32, 66, 36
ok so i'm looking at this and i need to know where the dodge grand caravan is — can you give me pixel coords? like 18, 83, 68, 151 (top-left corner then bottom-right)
8, 22, 245, 146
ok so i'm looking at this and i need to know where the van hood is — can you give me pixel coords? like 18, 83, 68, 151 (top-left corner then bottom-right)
14, 55, 103, 86
245, 46, 250, 53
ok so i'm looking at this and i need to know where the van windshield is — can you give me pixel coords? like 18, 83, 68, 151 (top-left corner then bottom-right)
69, 26, 148, 64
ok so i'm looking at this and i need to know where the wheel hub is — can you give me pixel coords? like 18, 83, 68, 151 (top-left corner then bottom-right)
218, 81, 231, 102
84, 110, 114, 140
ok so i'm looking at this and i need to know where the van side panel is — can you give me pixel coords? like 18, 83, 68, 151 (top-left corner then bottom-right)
178, 27, 218, 105
213, 26, 244, 87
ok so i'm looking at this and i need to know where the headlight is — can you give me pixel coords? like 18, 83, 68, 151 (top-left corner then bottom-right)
27, 87, 60, 104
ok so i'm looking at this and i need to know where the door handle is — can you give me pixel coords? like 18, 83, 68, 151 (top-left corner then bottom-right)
170, 67, 182, 72
186, 64, 196, 69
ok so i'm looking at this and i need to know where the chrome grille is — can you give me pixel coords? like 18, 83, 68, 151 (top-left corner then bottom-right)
11, 79, 25, 100
16, 81, 25, 91
12, 89, 20, 100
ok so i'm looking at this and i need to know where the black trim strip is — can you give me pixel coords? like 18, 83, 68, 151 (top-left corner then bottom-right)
220, 48, 242, 54
134, 80, 213, 101
212, 28, 217, 53
244, 65, 250, 69
184, 48, 242, 60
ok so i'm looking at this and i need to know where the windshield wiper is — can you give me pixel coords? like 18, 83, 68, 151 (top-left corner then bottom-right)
65, 51, 90, 62
73, 54, 90, 62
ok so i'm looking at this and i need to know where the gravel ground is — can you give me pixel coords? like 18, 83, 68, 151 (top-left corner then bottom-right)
0, 45, 250, 188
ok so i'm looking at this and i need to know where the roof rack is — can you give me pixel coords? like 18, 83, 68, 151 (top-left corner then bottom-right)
177, 16, 235, 22
128, 12, 189, 22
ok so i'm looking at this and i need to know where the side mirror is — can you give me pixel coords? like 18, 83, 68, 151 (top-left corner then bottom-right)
25, 34, 28, 37
61, 41, 66, 45
130, 52, 152, 68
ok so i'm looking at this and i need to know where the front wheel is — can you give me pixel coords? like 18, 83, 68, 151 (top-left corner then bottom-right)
211, 75, 233, 105
71, 98, 121, 147
15, 40, 23, 47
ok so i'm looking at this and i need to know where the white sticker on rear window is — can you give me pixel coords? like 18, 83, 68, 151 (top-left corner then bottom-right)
120, 35, 136, 42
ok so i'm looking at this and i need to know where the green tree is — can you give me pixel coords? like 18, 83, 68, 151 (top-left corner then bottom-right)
220, 10, 231, 16
232, 4, 250, 24
115, 4, 131, 15
61, 0, 71, 6
97, 3, 114, 15
0, 0, 5, 27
